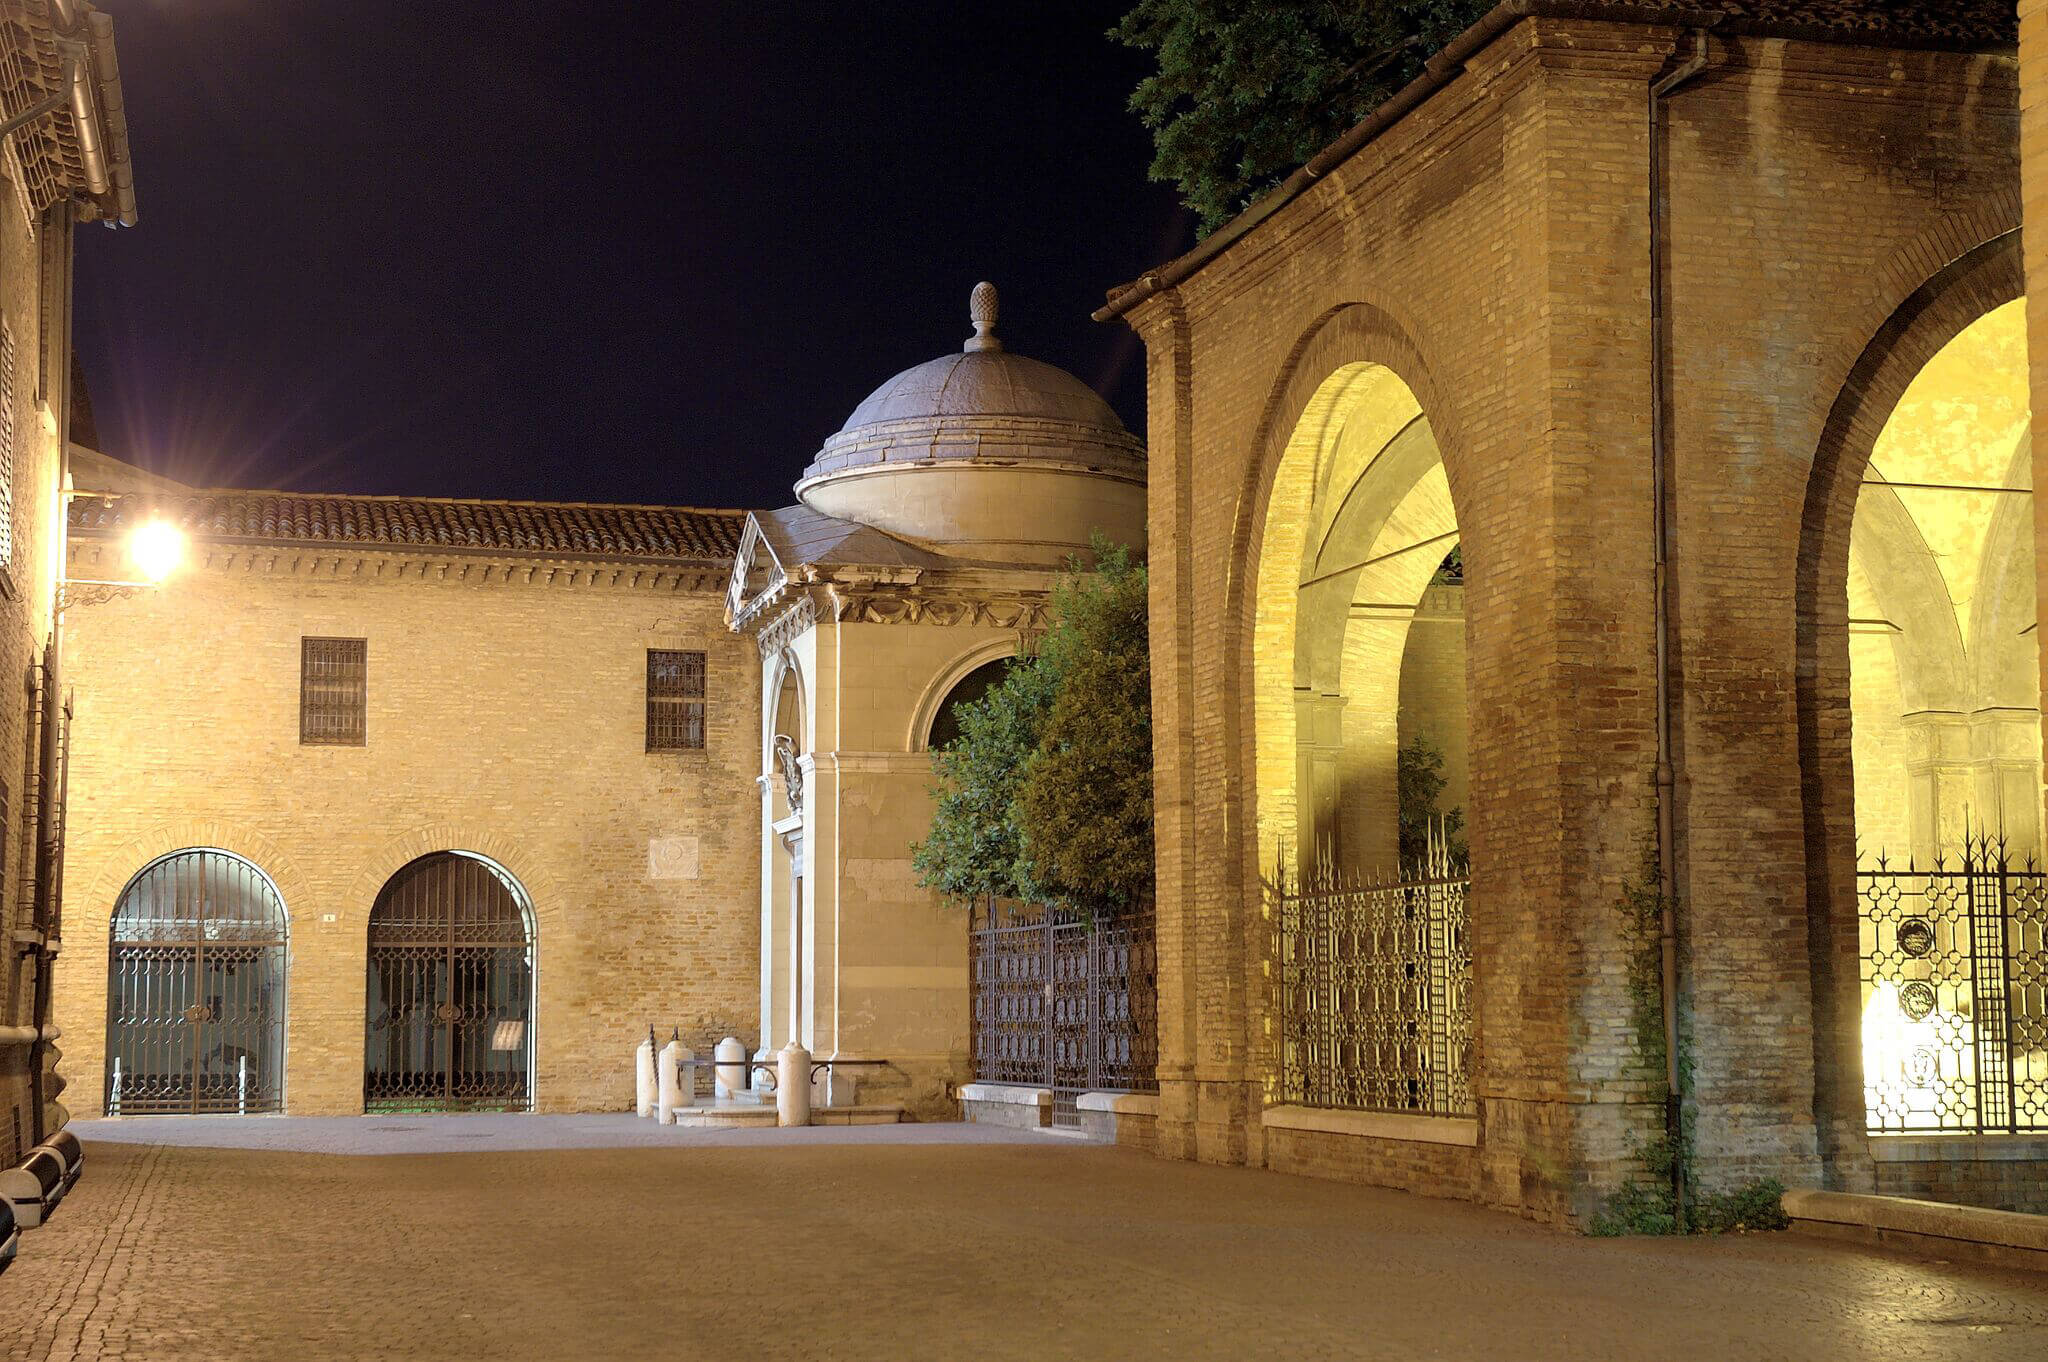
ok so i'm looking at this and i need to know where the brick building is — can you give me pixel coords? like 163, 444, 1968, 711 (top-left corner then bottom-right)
1099, 0, 2042, 1225
55, 463, 760, 1116
0, 0, 135, 1176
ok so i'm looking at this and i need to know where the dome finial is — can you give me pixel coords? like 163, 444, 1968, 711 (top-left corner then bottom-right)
965, 281, 1002, 353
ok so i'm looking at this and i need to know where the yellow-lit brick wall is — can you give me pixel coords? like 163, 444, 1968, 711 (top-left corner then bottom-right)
53, 544, 762, 1116
1123, 18, 2024, 1225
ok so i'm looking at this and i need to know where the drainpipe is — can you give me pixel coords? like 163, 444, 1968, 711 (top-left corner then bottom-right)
1649, 29, 1712, 1230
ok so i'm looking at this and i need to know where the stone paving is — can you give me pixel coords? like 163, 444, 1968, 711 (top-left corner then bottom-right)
4, 1118, 2047, 1361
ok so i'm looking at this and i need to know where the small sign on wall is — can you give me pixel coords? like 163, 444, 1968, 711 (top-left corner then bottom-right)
648, 835, 701, 881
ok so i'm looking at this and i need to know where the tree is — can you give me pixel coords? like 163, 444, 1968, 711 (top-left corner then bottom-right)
1396, 733, 1466, 870
1016, 542, 1153, 920
913, 538, 1154, 920
1112, 1, 1492, 234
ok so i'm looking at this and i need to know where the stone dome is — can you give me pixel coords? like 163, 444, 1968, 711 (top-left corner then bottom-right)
795, 283, 1146, 564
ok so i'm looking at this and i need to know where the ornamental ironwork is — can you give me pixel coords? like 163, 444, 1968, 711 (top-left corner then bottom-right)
105, 849, 288, 1116
967, 899, 1157, 1126
1272, 846, 1474, 1118
364, 852, 534, 1113
1859, 839, 2048, 1134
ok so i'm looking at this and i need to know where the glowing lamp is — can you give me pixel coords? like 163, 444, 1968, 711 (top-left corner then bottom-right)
126, 519, 186, 585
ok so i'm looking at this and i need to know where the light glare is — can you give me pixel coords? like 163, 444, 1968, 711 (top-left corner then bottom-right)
126, 520, 186, 585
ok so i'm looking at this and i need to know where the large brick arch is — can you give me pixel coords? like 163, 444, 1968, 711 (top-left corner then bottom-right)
83, 819, 313, 933
1223, 299, 1463, 1088
349, 825, 557, 935
1795, 224, 2024, 1178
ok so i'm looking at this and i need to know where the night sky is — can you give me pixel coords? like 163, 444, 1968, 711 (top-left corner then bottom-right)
70, 1, 1192, 510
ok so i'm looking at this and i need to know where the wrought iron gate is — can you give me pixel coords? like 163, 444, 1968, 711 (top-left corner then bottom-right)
1272, 852, 1474, 1117
968, 899, 1157, 1126
364, 852, 533, 1112
105, 850, 288, 1115
1860, 840, 2048, 1134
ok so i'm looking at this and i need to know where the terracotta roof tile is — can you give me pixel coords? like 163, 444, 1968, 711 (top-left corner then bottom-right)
70, 491, 747, 563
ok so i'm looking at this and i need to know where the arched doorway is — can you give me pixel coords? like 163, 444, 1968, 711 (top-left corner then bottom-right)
1838, 296, 2048, 1135
1253, 359, 1473, 1117
105, 849, 288, 1115
364, 852, 535, 1112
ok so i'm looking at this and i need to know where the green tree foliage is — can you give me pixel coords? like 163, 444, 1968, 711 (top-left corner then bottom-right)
1113, 1, 1493, 234
913, 539, 1153, 921
1017, 542, 1153, 920
1396, 734, 1465, 869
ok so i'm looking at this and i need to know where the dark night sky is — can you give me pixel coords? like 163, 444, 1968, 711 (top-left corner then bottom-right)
70, 1, 1192, 509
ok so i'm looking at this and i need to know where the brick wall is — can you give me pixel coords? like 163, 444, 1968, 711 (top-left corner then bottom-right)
55, 542, 762, 1115
1119, 18, 2029, 1226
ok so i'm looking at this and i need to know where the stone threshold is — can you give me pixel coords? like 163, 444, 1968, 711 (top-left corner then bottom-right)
1261, 1105, 1479, 1148
1783, 1188, 2048, 1273
958, 1083, 1049, 1108
1075, 1091, 1158, 1116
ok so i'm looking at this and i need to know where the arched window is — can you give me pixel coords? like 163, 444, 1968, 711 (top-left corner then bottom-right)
364, 852, 534, 1112
105, 849, 289, 1115
925, 658, 1013, 751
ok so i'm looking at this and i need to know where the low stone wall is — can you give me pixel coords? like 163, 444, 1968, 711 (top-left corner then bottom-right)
1784, 1187, 2048, 1273
959, 1083, 1048, 1131
1869, 1137, 2048, 1215
1258, 1107, 1481, 1202
1077, 1092, 1158, 1152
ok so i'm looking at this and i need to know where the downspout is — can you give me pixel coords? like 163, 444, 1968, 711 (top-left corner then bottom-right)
1649, 29, 1712, 1230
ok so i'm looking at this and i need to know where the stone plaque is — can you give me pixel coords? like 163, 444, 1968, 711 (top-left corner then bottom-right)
649, 835, 700, 881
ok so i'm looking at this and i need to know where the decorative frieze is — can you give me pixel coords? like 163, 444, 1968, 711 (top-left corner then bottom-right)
754, 595, 818, 656
829, 587, 1049, 631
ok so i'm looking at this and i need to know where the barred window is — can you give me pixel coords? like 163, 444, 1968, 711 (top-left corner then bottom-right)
301, 638, 367, 746
647, 649, 706, 751
0, 312, 15, 565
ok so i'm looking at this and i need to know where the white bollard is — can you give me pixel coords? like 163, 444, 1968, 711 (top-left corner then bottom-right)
714, 1037, 746, 1100
635, 1031, 656, 1118
776, 1041, 811, 1127
658, 1040, 694, 1125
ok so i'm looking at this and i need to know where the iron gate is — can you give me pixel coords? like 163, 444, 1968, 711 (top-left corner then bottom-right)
105, 850, 288, 1115
1272, 852, 1474, 1117
1860, 840, 2048, 1133
968, 899, 1157, 1125
364, 852, 534, 1112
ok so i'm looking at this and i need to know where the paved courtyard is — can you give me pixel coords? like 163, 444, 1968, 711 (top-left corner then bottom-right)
5, 1118, 2048, 1361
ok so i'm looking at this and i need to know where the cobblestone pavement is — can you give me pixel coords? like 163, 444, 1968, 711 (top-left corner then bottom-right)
5, 1121, 2048, 1361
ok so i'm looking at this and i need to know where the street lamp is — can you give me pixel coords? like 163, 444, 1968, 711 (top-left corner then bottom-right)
61, 514, 188, 607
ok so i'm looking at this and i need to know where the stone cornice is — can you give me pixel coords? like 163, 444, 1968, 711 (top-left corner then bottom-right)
64, 539, 730, 597
828, 584, 1051, 631
754, 595, 818, 657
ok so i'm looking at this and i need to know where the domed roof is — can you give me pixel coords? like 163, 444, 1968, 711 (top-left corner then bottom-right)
798, 283, 1144, 486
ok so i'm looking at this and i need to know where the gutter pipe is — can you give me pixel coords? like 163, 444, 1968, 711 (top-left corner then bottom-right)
1648, 26, 1712, 1233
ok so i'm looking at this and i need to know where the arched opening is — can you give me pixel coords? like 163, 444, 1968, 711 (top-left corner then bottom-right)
1254, 359, 1473, 1116
105, 849, 288, 1115
924, 656, 1013, 752
767, 654, 806, 1047
1843, 297, 2048, 1135
364, 852, 535, 1112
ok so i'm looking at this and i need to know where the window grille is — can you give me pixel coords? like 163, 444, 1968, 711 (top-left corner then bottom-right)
300, 638, 367, 746
0, 312, 15, 566
646, 649, 707, 751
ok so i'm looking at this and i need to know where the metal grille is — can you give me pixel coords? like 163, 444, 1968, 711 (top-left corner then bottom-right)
968, 899, 1157, 1127
364, 852, 533, 1112
0, 311, 13, 566
104, 850, 288, 1115
1860, 840, 2048, 1134
646, 649, 706, 750
1273, 852, 1474, 1117
0, 5, 76, 219
300, 637, 367, 746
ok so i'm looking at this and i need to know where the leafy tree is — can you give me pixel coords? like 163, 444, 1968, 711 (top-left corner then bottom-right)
913, 538, 1154, 921
911, 653, 1058, 905
1113, 1, 1492, 234
1016, 541, 1153, 920
1396, 733, 1465, 869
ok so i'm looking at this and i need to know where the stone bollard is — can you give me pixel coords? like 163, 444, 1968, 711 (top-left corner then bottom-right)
635, 1028, 656, 1118
776, 1041, 811, 1127
752, 1046, 776, 1093
658, 1040, 695, 1125
714, 1037, 746, 1099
